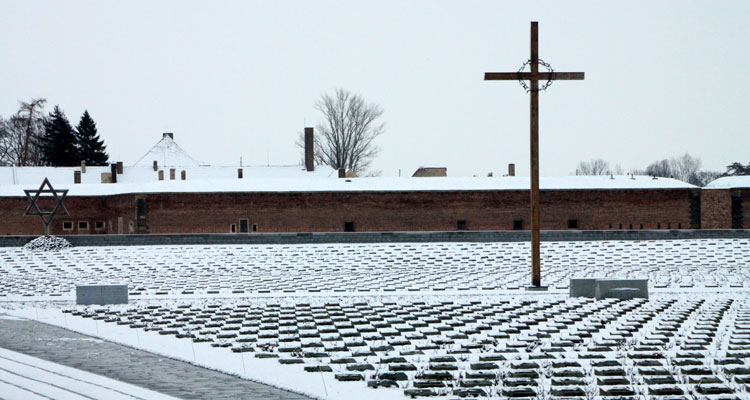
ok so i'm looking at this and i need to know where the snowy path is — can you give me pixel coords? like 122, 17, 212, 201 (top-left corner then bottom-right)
0, 315, 311, 400
0, 345, 178, 400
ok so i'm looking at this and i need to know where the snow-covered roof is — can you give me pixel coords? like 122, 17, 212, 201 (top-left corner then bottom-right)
133, 134, 201, 167
704, 176, 750, 189
0, 173, 695, 197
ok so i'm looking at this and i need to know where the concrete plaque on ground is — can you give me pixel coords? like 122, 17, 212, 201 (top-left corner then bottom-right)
76, 285, 128, 305
570, 278, 648, 299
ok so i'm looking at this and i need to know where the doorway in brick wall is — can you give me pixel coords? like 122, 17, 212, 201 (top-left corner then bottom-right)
135, 198, 148, 234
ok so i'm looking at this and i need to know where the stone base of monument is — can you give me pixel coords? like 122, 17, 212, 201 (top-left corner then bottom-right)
76, 285, 128, 305
569, 278, 598, 298
570, 278, 648, 300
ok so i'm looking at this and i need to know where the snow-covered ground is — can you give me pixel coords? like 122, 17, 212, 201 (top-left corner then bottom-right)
1, 239, 748, 299
5, 294, 750, 399
1, 239, 750, 399
0, 338, 178, 400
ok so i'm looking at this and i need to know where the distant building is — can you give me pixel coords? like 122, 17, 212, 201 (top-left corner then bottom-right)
0, 132, 746, 235
412, 167, 447, 177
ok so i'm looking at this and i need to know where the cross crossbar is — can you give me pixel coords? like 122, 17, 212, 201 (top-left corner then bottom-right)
484, 72, 585, 81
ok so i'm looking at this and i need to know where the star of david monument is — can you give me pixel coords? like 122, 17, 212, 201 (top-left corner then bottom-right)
24, 177, 69, 237
485, 21, 584, 288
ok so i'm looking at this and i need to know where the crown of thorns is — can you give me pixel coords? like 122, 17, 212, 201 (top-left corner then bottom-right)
517, 59, 554, 92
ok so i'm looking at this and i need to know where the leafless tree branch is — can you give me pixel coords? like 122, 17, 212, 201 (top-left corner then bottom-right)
297, 89, 384, 175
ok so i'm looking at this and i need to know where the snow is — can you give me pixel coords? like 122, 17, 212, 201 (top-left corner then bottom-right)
0, 346, 178, 400
1, 239, 747, 299
133, 134, 202, 167
705, 175, 750, 189
6, 293, 750, 400
0, 173, 694, 197
2, 238, 749, 399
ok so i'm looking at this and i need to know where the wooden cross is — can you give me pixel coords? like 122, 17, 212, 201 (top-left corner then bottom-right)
484, 21, 584, 288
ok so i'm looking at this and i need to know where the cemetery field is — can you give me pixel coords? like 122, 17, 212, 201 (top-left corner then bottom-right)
1, 238, 750, 399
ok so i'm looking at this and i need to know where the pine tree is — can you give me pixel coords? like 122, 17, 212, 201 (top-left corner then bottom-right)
40, 106, 79, 166
75, 110, 108, 166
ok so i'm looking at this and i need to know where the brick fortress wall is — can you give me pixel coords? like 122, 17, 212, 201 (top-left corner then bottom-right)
0, 188, 699, 235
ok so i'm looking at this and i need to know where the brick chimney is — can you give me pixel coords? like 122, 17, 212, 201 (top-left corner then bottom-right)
158, 170, 164, 181
181, 170, 186, 180
338, 168, 346, 178
170, 168, 176, 180
80, 160, 86, 174
508, 163, 515, 177
153, 160, 158, 171
304, 127, 314, 172
163, 132, 174, 139
238, 168, 243, 179
74, 170, 81, 184
110, 163, 117, 183
116, 161, 123, 174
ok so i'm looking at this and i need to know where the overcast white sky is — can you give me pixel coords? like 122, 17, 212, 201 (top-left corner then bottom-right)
2, 1, 748, 177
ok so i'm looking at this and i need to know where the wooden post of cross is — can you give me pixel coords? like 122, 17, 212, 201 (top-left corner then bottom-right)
484, 22, 584, 288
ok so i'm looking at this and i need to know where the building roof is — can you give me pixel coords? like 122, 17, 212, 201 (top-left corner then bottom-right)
0, 173, 695, 197
413, 167, 447, 177
133, 134, 201, 167
704, 176, 750, 189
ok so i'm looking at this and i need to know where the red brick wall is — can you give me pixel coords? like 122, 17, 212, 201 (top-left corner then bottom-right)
738, 189, 749, 229
0, 195, 137, 236
701, 189, 731, 229
0, 188, 696, 235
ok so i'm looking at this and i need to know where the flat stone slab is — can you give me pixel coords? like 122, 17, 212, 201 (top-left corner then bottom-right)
76, 284, 128, 305
570, 278, 598, 298
570, 278, 648, 299
595, 279, 648, 299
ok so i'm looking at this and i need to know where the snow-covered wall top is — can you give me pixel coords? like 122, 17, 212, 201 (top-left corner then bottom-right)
133, 135, 201, 167
0, 174, 695, 197
704, 176, 750, 189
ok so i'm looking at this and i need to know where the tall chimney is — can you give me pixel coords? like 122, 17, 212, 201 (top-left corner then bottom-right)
116, 161, 123, 174
158, 170, 164, 181
181, 170, 186, 180
304, 127, 314, 172
110, 163, 117, 183
153, 160, 158, 171
163, 132, 174, 139
170, 168, 176, 180
338, 168, 346, 178
508, 163, 515, 177
80, 160, 86, 174
74, 170, 81, 184
237, 168, 243, 179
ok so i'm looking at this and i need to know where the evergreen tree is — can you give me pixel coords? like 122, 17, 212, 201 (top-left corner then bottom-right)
75, 110, 108, 165
725, 162, 750, 176
40, 106, 78, 166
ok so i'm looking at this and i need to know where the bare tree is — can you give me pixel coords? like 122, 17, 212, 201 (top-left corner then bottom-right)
645, 159, 672, 177
0, 98, 47, 166
642, 153, 719, 186
670, 153, 701, 183
645, 153, 701, 182
302, 89, 385, 175
693, 170, 721, 186
0, 117, 10, 166
575, 159, 611, 175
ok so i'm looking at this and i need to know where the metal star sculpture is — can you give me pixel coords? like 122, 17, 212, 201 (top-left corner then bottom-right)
24, 178, 69, 237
